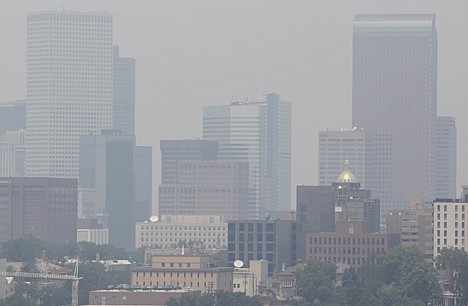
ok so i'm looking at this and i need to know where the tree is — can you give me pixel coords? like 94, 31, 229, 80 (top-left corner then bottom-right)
336, 282, 379, 306
295, 258, 336, 304
341, 267, 359, 286
0, 236, 45, 262
376, 245, 440, 304
435, 247, 468, 297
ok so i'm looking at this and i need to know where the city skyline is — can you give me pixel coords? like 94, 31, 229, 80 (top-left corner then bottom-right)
1, 2, 468, 209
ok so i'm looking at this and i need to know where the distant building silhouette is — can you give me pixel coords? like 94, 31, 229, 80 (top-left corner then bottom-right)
352, 14, 456, 214
79, 130, 135, 249
318, 129, 372, 188
113, 46, 135, 136
134, 146, 153, 221
159, 139, 218, 185
203, 93, 292, 219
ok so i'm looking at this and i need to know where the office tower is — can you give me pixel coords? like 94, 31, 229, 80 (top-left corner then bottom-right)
113, 46, 135, 136
26, 11, 113, 178
318, 129, 372, 187
435, 117, 456, 199
353, 14, 455, 214
79, 130, 135, 249
160, 139, 218, 185
203, 93, 292, 219
227, 219, 298, 274
0, 177, 77, 244
296, 186, 336, 233
158, 160, 249, 220
134, 146, 153, 221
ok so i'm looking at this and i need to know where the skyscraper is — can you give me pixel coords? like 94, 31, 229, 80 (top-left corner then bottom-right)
318, 129, 373, 188
203, 93, 291, 219
26, 11, 113, 178
352, 14, 455, 213
79, 130, 135, 249
160, 139, 218, 185
134, 146, 153, 221
435, 116, 456, 199
113, 46, 135, 136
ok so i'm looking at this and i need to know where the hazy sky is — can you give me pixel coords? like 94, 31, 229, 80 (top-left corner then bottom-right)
1, 1, 468, 208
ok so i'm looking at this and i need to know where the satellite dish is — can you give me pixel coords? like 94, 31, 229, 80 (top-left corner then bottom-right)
234, 260, 244, 268
150, 216, 159, 222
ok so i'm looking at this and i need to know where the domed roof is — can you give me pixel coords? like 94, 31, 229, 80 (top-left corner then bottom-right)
337, 159, 358, 183
337, 170, 357, 183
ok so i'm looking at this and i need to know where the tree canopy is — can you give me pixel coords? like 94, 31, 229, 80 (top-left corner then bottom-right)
295, 258, 336, 305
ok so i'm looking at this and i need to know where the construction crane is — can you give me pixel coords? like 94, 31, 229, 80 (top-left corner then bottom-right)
0, 259, 81, 306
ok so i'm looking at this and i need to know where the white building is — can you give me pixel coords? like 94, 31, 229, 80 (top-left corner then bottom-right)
203, 93, 291, 219
135, 215, 227, 249
26, 11, 113, 178
77, 228, 109, 245
433, 193, 468, 257
233, 260, 268, 297
318, 129, 372, 188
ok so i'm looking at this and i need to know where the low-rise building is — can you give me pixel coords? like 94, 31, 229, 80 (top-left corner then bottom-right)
135, 215, 227, 249
227, 219, 299, 275
306, 221, 400, 278
233, 260, 268, 296
77, 218, 108, 245
131, 255, 233, 293
433, 186, 468, 257
386, 199, 434, 260
88, 287, 188, 305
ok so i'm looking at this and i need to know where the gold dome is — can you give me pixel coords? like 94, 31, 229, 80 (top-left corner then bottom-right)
337, 170, 357, 183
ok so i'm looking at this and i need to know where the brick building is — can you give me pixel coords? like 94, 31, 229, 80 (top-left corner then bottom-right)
306, 221, 399, 273
0, 177, 77, 244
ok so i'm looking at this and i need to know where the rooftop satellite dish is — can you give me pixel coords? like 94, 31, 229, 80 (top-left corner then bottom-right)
234, 260, 244, 268
150, 216, 159, 222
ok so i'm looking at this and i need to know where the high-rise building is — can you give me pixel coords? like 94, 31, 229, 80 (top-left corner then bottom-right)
134, 146, 153, 221
113, 46, 135, 136
435, 117, 457, 199
79, 130, 135, 249
353, 14, 455, 213
26, 11, 113, 178
318, 129, 372, 188
160, 139, 218, 185
203, 93, 291, 219
158, 160, 249, 220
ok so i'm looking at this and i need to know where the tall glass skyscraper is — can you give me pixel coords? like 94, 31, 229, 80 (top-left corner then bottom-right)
352, 14, 456, 214
26, 11, 113, 178
203, 93, 291, 219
